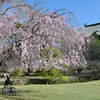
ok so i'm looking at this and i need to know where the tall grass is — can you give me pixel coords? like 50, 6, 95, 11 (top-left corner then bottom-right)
0, 80, 100, 100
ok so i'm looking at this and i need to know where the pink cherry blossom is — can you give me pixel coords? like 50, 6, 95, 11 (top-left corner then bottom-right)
0, 0, 91, 72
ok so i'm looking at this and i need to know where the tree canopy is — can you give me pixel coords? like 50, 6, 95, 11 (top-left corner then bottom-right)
0, 0, 90, 72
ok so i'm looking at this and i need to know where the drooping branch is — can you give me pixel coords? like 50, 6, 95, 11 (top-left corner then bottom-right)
33, 1, 46, 8
53, 8, 79, 27
31, 22, 40, 34
0, 4, 30, 15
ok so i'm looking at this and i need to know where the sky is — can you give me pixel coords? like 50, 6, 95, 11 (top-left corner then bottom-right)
26, 0, 100, 27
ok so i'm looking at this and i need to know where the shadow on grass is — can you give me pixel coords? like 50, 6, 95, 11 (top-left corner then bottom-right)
17, 90, 46, 97
16, 90, 38, 95
0, 87, 46, 100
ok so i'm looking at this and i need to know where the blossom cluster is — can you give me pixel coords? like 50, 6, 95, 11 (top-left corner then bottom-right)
0, 0, 90, 72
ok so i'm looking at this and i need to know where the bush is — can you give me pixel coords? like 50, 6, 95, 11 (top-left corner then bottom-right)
48, 75, 69, 84
35, 68, 60, 84
67, 76, 79, 83
48, 69, 61, 77
11, 69, 23, 77
35, 69, 48, 77
35, 68, 69, 84
60, 75, 69, 83
36, 68, 61, 77
78, 77, 89, 82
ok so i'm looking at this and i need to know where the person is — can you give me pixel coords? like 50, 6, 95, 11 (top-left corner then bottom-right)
4, 71, 10, 95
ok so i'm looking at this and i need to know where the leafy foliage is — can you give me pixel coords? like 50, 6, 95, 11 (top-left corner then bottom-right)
82, 32, 100, 80
14, 22, 25, 29
41, 46, 62, 59
36, 68, 61, 77
35, 68, 69, 84
91, 31, 99, 41
11, 69, 23, 77
59, 75, 69, 83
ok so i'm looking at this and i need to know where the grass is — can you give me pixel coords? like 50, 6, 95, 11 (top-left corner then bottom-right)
0, 80, 100, 100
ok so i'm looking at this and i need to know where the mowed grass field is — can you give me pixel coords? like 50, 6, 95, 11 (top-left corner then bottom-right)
0, 80, 100, 100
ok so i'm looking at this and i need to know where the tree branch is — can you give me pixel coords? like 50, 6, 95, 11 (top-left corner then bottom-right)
0, 4, 30, 15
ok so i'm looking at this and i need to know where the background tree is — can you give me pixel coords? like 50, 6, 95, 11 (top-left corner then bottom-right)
82, 32, 100, 80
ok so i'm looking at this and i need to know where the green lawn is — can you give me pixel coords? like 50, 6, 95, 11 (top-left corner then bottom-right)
0, 80, 100, 100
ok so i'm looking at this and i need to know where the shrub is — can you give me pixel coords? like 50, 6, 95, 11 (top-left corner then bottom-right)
36, 68, 69, 84
78, 77, 89, 82
60, 75, 69, 83
36, 68, 61, 77
67, 76, 79, 83
48, 69, 61, 77
48, 75, 69, 84
11, 69, 23, 77
35, 69, 48, 77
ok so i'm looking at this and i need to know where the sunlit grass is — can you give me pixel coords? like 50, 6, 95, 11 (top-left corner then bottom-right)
0, 80, 100, 100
